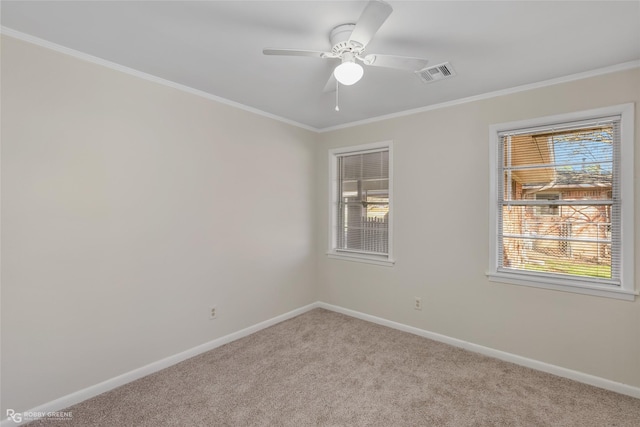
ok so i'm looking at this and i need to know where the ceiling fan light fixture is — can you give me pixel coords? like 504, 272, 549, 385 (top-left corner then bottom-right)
334, 54, 364, 86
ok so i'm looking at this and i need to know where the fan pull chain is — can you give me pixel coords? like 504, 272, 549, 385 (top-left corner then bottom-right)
335, 81, 340, 112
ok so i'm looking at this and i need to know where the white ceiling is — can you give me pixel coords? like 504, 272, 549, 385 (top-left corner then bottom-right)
2, 1, 639, 130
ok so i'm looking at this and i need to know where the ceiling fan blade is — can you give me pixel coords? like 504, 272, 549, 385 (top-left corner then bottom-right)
263, 48, 332, 58
362, 54, 428, 71
323, 73, 337, 93
348, 0, 393, 49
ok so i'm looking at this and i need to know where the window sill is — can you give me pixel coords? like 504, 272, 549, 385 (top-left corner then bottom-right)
486, 271, 637, 301
327, 251, 395, 267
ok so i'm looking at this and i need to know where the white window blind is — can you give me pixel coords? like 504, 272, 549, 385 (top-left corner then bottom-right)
497, 118, 620, 285
333, 147, 390, 257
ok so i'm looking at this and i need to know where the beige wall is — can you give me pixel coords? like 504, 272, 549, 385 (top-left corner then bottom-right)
2, 32, 639, 416
316, 68, 640, 388
0, 36, 318, 413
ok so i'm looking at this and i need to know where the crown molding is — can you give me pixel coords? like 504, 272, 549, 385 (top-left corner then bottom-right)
2, 26, 638, 134
0, 27, 320, 133
319, 60, 640, 133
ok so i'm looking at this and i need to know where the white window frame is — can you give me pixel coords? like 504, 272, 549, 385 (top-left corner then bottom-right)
488, 104, 636, 301
328, 141, 395, 266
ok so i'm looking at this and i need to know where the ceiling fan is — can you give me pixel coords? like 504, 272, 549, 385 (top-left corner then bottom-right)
263, 0, 430, 93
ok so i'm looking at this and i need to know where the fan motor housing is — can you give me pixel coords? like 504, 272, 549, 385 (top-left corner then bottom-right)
330, 23, 361, 55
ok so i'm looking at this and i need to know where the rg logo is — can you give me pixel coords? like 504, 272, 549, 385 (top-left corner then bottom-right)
6, 409, 22, 423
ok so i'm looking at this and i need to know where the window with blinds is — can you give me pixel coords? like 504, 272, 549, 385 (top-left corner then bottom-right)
489, 104, 635, 300
498, 119, 620, 284
329, 142, 393, 265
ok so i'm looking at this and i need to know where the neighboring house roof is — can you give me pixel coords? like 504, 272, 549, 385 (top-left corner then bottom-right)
522, 170, 612, 191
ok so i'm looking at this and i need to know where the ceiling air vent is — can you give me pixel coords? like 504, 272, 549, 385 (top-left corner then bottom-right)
416, 62, 456, 84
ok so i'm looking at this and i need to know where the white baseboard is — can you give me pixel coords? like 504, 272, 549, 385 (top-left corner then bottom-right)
317, 302, 640, 399
1, 302, 320, 427
4, 300, 638, 427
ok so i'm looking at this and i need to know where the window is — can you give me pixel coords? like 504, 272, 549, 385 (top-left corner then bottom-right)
534, 193, 560, 216
489, 104, 635, 300
328, 141, 394, 266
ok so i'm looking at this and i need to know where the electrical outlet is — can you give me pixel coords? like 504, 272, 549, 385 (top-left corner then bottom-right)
209, 306, 217, 320
414, 297, 422, 311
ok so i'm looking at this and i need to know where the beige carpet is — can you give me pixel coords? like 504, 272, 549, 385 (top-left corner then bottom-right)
28, 308, 640, 426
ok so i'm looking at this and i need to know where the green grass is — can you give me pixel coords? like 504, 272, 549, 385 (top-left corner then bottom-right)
524, 259, 611, 279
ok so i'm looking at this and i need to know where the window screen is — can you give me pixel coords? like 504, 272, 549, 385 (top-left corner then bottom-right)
497, 118, 620, 284
334, 149, 389, 255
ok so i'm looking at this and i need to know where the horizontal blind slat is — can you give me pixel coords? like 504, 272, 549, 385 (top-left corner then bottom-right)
498, 119, 620, 282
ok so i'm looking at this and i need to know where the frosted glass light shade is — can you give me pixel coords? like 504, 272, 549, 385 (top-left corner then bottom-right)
334, 61, 364, 86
